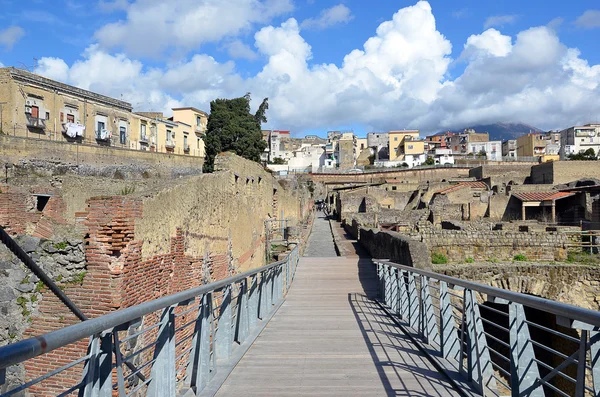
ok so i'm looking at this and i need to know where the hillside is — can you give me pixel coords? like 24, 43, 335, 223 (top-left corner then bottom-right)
436, 122, 544, 141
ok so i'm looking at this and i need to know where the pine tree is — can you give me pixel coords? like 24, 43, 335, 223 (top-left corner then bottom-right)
203, 94, 268, 173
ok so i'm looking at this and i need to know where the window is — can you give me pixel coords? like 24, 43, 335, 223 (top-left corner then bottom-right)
167, 130, 173, 143
196, 116, 201, 127
97, 121, 105, 133
197, 138, 200, 149
184, 135, 188, 148
394, 137, 398, 141
140, 124, 146, 139
31, 106, 39, 118
45, 112, 50, 120
67, 114, 75, 123
120, 126, 127, 144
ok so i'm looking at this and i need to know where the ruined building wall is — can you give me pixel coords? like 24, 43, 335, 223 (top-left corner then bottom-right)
2, 153, 306, 395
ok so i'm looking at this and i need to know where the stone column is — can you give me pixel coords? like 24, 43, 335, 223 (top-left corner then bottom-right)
522, 203, 526, 221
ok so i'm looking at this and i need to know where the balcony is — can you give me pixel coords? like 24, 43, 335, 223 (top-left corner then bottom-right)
165, 140, 176, 149
195, 125, 204, 134
96, 130, 112, 141
139, 135, 149, 144
26, 115, 46, 129
184, 144, 190, 152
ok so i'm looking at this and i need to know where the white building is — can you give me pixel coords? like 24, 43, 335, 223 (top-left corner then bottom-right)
287, 145, 326, 171
559, 124, 600, 159
404, 153, 428, 168
468, 140, 502, 161
434, 148, 455, 165
267, 130, 291, 162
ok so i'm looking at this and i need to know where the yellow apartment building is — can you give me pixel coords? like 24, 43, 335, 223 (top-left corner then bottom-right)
403, 137, 425, 155
0, 67, 206, 158
389, 130, 420, 161
517, 133, 549, 157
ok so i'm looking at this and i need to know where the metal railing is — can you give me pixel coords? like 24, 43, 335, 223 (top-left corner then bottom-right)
376, 260, 600, 397
0, 246, 300, 397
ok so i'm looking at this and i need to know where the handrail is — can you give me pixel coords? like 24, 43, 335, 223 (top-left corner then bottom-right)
0, 253, 292, 371
378, 260, 600, 327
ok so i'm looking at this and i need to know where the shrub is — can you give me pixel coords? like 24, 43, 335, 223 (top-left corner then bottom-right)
465, 257, 475, 263
53, 241, 68, 250
432, 253, 448, 264
513, 254, 528, 262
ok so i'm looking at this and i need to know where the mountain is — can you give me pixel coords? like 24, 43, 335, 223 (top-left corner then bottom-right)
435, 122, 544, 142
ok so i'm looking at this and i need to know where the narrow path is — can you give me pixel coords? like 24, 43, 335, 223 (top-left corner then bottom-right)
303, 212, 338, 257
215, 216, 460, 396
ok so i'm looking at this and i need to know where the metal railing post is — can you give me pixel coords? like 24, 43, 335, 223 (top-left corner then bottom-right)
185, 294, 212, 392
79, 333, 113, 397
591, 331, 600, 395
215, 285, 232, 359
259, 271, 268, 320
248, 276, 259, 328
384, 265, 392, 307
235, 280, 249, 344
421, 276, 439, 346
508, 302, 543, 397
439, 281, 460, 361
576, 330, 589, 397
464, 290, 496, 395
148, 305, 177, 397
378, 262, 384, 300
390, 268, 399, 314
407, 272, 419, 330
399, 270, 409, 321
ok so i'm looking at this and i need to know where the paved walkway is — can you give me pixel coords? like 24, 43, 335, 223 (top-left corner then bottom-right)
302, 212, 338, 257
215, 217, 460, 396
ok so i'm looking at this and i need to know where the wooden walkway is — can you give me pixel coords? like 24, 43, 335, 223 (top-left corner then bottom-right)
215, 253, 461, 396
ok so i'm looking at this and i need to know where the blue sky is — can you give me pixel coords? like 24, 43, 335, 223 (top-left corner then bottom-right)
1, 0, 600, 136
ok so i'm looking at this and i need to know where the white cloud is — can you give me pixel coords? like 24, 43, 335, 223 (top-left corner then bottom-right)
301, 4, 354, 30
462, 29, 512, 59
30, 1, 600, 135
0, 26, 25, 50
94, 0, 294, 57
98, 0, 130, 13
575, 10, 600, 29
225, 40, 258, 60
0, 61, 4, 68
35, 57, 70, 82
484, 14, 519, 29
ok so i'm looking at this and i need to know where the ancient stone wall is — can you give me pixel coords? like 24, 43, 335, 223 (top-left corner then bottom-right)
1, 153, 308, 395
530, 161, 600, 185
0, 135, 204, 179
358, 228, 430, 269
311, 167, 470, 184
410, 229, 568, 262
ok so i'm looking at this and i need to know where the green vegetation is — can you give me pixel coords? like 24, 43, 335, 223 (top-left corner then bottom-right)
568, 148, 597, 161
431, 253, 448, 264
513, 254, 528, 262
17, 296, 30, 317
119, 186, 136, 195
56, 275, 63, 282
20, 275, 30, 284
53, 241, 68, 250
203, 93, 269, 173
465, 257, 475, 263
35, 281, 45, 292
424, 156, 435, 166
70, 271, 86, 284
566, 250, 600, 265
487, 257, 499, 263
269, 157, 287, 165
30, 294, 37, 303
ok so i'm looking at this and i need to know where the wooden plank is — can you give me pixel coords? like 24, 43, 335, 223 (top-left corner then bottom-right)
216, 230, 461, 396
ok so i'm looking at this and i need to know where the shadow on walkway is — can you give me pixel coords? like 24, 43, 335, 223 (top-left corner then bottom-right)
348, 293, 460, 397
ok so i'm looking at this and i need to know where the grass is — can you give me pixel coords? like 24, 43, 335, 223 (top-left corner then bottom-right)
53, 241, 68, 250
566, 250, 600, 265
35, 281, 44, 292
69, 271, 86, 284
465, 257, 475, 264
487, 258, 499, 263
20, 275, 30, 284
513, 254, 528, 262
119, 186, 136, 195
431, 253, 448, 265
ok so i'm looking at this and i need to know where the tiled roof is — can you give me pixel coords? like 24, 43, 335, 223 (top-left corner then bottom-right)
436, 181, 488, 195
512, 191, 575, 202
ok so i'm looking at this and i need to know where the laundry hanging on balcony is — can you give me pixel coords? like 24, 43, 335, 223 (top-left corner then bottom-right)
64, 123, 85, 138
98, 129, 112, 140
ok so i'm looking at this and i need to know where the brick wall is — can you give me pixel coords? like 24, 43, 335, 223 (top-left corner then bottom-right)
0, 184, 66, 238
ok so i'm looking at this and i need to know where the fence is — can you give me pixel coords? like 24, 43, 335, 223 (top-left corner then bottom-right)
0, 245, 300, 397
376, 260, 600, 397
